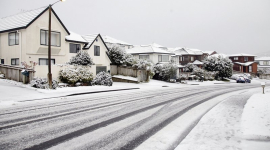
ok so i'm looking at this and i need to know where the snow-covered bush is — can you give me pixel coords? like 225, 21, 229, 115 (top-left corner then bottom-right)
153, 63, 178, 81
184, 63, 197, 72
203, 56, 233, 79
59, 66, 93, 85
132, 58, 153, 71
92, 71, 113, 86
30, 77, 58, 89
108, 44, 128, 65
69, 50, 94, 66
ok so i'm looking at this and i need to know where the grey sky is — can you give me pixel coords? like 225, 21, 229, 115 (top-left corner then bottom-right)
1, 0, 269, 55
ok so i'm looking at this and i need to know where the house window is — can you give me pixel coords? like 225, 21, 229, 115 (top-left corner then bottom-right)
96, 66, 107, 74
11, 58, 19, 65
70, 43, 81, 53
1, 59, 4, 64
39, 58, 55, 65
249, 66, 252, 72
244, 57, 248, 61
139, 55, 149, 60
180, 56, 183, 61
263, 61, 269, 65
158, 55, 169, 62
94, 45, 100, 56
234, 57, 238, 60
40, 29, 61, 47
9, 32, 19, 46
191, 56, 194, 61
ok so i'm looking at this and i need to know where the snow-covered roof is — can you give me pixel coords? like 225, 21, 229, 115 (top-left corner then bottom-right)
151, 43, 166, 48
203, 51, 216, 55
0, 6, 70, 34
229, 53, 256, 57
82, 34, 99, 49
192, 60, 204, 65
172, 48, 204, 56
65, 31, 88, 43
102, 35, 132, 46
0, 7, 47, 33
126, 44, 174, 55
255, 57, 270, 61
234, 62, 256, 66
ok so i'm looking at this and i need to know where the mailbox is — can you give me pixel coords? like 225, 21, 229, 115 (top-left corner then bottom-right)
21, 69, 29, 77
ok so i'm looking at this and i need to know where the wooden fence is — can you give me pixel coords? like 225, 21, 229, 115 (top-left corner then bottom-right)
260, 74, 270, 80
0, 64, 34, 83
110, 65, 149, 82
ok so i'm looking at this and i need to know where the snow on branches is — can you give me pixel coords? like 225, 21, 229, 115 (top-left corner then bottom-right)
92, 71, 113, 86
108, 44, 128, 65
30, 77, 58, 89
203, 55, 233, 79
59, 66, 93, 85
69, 50, 95, 66
153, 63, 178, 81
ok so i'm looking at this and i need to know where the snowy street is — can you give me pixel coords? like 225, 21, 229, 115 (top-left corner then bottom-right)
0, 81, 265, 150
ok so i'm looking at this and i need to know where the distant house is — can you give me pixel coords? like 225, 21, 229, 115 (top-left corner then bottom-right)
228, 53, 257, 74
0, 6, 111, 78
255, 57, 270, 71
102, 35, 133, 50
204, 51, 217, 56
126, 43, 174, 64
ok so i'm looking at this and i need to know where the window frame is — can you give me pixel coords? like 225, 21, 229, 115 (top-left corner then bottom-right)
94, 45, 100, 56
96, 66, 107, 75
69, 43, 81, 53
40, 29, 61, 47
244, 57, 248, 61
139, 55, 150, 60
234, 57, 238, 60
39, 58, 56, 65
191, 56, 194, 61
8, 32, 19, 46
11, 58, 19, 65
158, 55, 169, 62
1, 59, 4, 64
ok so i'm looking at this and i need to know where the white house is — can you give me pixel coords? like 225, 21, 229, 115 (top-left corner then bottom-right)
255, 57, 270, 72
126, 43, 174, 64
0, 6, 111, 78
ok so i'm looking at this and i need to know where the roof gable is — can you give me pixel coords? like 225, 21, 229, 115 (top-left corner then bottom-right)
0, 6, 70, 34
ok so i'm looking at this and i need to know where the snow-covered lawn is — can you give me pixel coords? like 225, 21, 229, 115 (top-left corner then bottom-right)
175, 87, 270, 150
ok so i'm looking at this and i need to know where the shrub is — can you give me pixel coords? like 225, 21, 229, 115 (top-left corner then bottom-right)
69, 50, 95, 66
184, 63, 197, 72
92, 71, 113, 86
59, 66, 93, 85
108, 44, 128, 65
30, 77, 58, 89
153, 63, 178, 81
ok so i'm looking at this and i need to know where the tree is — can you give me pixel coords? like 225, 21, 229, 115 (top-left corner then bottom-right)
153, 63, 178, 81
184, 63, 197, 72
69, 50, 94, 66
108, 44, 128, 65
203, 56, 233, 79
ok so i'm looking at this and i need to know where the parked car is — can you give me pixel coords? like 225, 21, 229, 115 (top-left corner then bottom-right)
244, 77, 251, 83
236, 77, 246, 83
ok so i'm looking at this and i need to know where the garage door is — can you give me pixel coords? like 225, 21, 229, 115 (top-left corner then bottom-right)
96, 66, 107, 74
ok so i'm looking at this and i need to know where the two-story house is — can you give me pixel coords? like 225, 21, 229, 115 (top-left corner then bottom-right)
255, 57, 270, 72
126, 43, 174, 64
228, 53, 257, 74
0, 6, 111, 78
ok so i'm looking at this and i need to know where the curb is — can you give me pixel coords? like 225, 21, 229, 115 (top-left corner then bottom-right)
18, 88, 140, 102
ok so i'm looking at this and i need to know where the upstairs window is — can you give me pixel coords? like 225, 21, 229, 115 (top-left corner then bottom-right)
139, 55, 149, 60
9, 32, 19, 46
158, 55, 169, 62
39, 58, 55, 65
244, 57, 248, 61
11, 58, 19, 65
234, 57, 238, 60
179, 56, 183, 61
94, 45, 100, 56
40, 29, 61, 47
191, 56, 194, 61
70, 43, 81, 53
263, 61, 269, 65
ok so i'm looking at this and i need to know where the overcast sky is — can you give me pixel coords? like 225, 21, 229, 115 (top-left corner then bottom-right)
1, 0, 269, 55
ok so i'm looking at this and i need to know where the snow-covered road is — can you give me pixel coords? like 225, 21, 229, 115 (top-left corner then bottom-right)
0, 84, 262, 150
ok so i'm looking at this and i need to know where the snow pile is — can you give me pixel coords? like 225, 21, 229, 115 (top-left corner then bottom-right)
0, 71, 4, 78
241, 93, 270, 140
112, 75, 138, 82
92, 71, 113, 86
